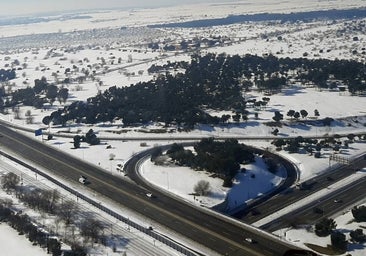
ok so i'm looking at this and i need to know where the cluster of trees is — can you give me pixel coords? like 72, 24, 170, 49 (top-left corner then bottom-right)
147, 61, 188, 74
272, 136, 319, 154
315, 217, 337, 237
72, 129, 101, 148
163, 138, 256, 187
40, 53, 366, 127
313, 205, 366, 252
0, 202, 63, 256
271, 133, 364, 155
0, 76, 69, 111
0, 172, 108, 256
315, 218, 347, 251
48, 53, 250, 127
16, 187, 60, 214
286, 109, 310, 120
273, 109, 320, 123
147, 37, 220, 52
0, 68, 16, 82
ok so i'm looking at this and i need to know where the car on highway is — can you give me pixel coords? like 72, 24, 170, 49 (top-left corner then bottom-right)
146, 192, 155, 198
245, 237, 257, 244
312, 207, 324, 214
79, 175, 88, 184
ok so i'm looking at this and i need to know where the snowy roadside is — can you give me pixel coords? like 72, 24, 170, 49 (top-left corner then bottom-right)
0, 154, 219, 256
0, 1, 365, 254
253, 169, 366, 228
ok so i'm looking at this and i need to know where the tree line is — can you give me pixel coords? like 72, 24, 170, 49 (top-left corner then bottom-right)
0, 172, 109, 256
0, 76, 69, 111
271, 133, 366, 156
36, 52, 366, 128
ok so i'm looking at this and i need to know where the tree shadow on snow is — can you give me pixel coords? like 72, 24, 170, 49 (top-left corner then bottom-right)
280, 87, 306, 96
348, 243, 366, 253
109, 235, 132, 252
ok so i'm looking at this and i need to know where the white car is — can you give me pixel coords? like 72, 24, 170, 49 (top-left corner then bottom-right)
79, 176, 87, 184
245, 238, 256, 244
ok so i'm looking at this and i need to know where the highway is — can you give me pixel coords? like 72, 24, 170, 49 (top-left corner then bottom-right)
261, 171, 366, 232
119, 138, 366, 256
238, 153, 366, 226
0, 123, 303, 255
0, 157, 178, 256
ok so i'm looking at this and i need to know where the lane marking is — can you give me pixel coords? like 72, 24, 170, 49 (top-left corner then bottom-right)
0, 125, 265, 256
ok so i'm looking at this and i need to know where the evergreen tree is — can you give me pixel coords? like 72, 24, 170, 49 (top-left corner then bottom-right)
331, 231, 347, 252
315, 218, 337, 237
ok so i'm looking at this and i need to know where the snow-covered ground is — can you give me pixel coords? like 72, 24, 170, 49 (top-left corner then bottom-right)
274, 198, 366, 256
0, 223, 48, 256
1, 1, 366, 255
0, 154, 215, 256
140, 155, 287, 210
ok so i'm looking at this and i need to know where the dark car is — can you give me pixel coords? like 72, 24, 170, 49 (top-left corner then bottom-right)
313, 207, 324, 214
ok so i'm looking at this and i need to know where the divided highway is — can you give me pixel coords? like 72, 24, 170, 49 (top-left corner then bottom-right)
0, 123, 302, 255
239, 153, 366, 228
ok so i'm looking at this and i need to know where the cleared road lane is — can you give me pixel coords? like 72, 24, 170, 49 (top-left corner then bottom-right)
0, 123, 302, 256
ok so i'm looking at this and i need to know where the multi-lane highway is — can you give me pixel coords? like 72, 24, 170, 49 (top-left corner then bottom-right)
0, 123, 306, 255
238, 153, 366, 227
260, 170, 366, 232
0, 157, 179, 256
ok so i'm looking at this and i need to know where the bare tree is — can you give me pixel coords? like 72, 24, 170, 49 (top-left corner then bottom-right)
25, 110, 34, 124
40, 189, 60, 213
80, 218, 105, 244
194, 180, 211, 196
54, 216, 62, 235
58, 199, 79, 225
12, 106, 21, 119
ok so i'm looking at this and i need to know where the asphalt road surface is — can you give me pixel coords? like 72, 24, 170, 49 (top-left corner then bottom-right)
261, 170, 366, 232
0, 123, 304, 256
238, 153, 366, 227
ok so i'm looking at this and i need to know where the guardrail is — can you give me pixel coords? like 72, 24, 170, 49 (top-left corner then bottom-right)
127, 144, 302, 251
2, 118, 366, 142
0, 150, 201, 256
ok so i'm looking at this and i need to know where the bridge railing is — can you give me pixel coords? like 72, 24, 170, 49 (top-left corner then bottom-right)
0, 150, 201, 256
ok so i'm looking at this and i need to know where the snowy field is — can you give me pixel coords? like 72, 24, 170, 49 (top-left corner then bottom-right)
0, 223, 48, 256
0, 1, 366, 255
